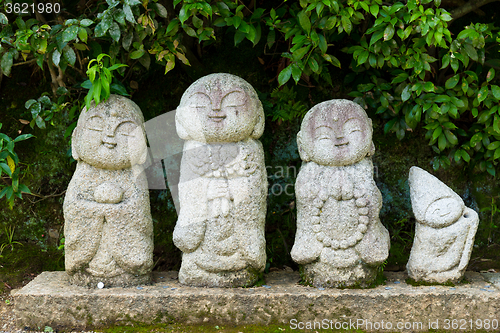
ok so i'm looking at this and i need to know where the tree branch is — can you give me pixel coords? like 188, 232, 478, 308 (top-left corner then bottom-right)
450, 0, 500, 22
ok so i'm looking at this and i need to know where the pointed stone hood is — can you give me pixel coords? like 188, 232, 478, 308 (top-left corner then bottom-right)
408, 166, 464, 222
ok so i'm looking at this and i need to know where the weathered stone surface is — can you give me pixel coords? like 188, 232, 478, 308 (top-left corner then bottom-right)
173, 73, 267, 287
407, 166, 479, 283
63, 95, 153, 288
291, 99, 390, 288
14, 270, 500, 331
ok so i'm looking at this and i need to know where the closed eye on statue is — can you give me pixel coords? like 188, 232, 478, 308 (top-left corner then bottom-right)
86, 115, 104, 131
115, 121, 137, 136
314, 125, 333, 140
221, 91, 246, 108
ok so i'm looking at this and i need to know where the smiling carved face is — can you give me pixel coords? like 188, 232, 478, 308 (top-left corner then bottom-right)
176, 73, 264, 143
298, 100, 373, 166
73, 95, 147, 170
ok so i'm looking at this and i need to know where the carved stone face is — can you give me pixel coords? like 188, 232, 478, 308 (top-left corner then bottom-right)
176, 73, 264, 143
424, 197, 463, 227
73, 95, 147, 170
298, 100, 373, 166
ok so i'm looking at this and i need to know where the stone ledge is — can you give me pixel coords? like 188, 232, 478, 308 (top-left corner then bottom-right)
13, 270, 500, 331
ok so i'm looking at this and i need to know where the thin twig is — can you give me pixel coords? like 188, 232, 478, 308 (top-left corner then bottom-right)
12, 59, 38, 67
26, 190, 66, 204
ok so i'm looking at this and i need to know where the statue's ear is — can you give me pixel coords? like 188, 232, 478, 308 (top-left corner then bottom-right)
367, 142, 376, 156
138, 135, 148, 165
175, 109, 191, 140
297, 130, 309, 161
251, 114, 265, 139
71, 127, 79, 160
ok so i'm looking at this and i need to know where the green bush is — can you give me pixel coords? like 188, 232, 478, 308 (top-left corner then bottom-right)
0, 0, 498, 268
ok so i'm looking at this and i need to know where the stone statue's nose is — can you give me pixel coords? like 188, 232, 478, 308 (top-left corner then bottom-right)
104, 125, 116, 137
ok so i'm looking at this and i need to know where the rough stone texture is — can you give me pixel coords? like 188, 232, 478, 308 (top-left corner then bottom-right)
407, 166, 479, 283
14, 270, 500, 331
63, 95, 153, 288
173, 73, 267, 287
291, 100, 390, 288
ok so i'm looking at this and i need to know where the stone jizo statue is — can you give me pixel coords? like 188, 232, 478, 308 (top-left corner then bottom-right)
291, 99, 390, 288
63, 95, 153, 288
407, 166, 479, 283
173, 73, 267, 287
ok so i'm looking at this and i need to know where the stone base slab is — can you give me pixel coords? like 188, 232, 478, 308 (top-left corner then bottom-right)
13, 270, 500, 331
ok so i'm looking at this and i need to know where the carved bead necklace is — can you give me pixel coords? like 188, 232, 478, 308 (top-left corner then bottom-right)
310, 173, 370, 250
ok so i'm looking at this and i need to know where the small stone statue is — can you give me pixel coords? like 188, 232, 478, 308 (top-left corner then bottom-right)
407, 166, 479, 283
63, 95, 153, 288
291, 99, 390, 288
173, 73, 267, 287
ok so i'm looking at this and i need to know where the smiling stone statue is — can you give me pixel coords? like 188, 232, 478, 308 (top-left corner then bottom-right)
63, 95, 153, 288
407, 166, 479, 283
291, 99, 390, 288
174, 73, 267, 287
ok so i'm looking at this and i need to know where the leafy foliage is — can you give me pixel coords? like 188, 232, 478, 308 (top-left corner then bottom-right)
0, 123, 33, 208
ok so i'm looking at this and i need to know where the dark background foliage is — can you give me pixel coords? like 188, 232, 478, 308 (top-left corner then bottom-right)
0, 0, 499, 285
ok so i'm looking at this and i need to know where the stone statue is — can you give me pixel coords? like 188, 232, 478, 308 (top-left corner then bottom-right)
291, 99, 390, 288
173, 73, 267, 287
407, 166, 479, 283
63, 95, 153, 288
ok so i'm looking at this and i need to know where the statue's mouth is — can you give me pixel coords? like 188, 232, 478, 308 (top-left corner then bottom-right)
208, 115, 226, 123
102, 142, 117, 149
335, 142, 349, 147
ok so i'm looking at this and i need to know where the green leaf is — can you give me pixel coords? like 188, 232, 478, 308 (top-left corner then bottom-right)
63, 47, 76, 66
291, 63, 302, 84
297, 11, 311, 34
0, 163, 12, 177
109, 22, 121, 42
357, 50, 369, 65
0, 13, 8, 25
154, 3, 168, 18
494, 147, 500, 160
461, 150, 470, 162
80, 19, 94, 27
444, 129, 458, 145
123, 4, 136, 23
52, 49, 61, 66
62, 25, 79, 42
491, 85, 500, 100
445, 74, 460, 89
1, 51, 13, 76
478, 85, 488, 103
369, 29, 384, 47
463, 43, 478, 61
341, 16, 352, 34
370, 4, 379, 17
383, 25, 395, 41
322, 54, 341, 67
130, 48, 145, 59
278, 65, 293, 86
384, 118, 397, 134
487, 141, 500, 150
423, 81, 435, 92
13, 134, 34, 143
432, 126, 442, 140
293, 46, 309, 61
486, 68, 495, 82
95, 13, 113, 37
78, 28, 88, 43
401, 85, 411, 102
438, 133, 447, 151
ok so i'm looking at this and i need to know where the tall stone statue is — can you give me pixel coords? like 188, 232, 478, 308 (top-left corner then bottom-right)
291, 99, 390, 288
407, 166, 479, 283
174, 73, 267, 287
63, 95, 153, 288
